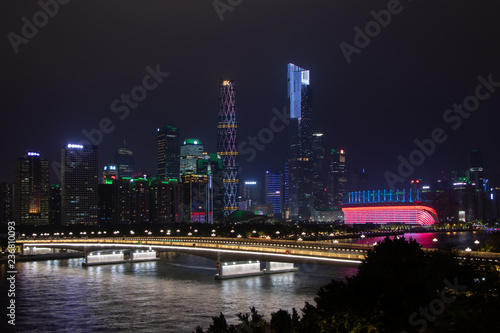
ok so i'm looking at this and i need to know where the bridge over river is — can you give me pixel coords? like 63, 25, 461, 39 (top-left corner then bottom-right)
19, 237, 500, 278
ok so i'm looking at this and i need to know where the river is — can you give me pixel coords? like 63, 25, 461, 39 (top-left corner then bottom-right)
0, 231, 490, 332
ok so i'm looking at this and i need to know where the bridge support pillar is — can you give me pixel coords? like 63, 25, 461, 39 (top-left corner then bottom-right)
264, 262, 298, 274
215, 260, 263, 280
131, 250, 157, 261
83, 252, 125, 266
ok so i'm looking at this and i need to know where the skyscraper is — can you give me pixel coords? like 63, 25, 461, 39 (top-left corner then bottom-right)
103, 164, 118, 184
0, 183, 13, 224
98, 183, 113, 224
217, 79, 239, 216
115, 147, 135, 178
286, 63, 314, 220
158, 126, 180, 180
61, 143, 98, 225
265, 171, 283, 218
180, 138, 204, 175
327, 149, 348, 208
13, 151, 49, 225
312, 132, 328, 210
468, 149, 485, 220
288, 63, 313, 157
197, 153, 224, 221
241, 181, 262, 210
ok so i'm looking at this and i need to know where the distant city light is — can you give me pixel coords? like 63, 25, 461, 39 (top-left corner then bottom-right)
27, 151, 40, 156
245, 181, 257, 185
422, 186, 430, 190
67, 144, 84, 149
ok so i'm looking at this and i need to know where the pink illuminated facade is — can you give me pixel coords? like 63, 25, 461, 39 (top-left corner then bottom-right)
342, 205, 438, 226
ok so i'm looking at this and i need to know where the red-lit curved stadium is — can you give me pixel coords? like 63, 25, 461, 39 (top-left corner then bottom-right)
341, 190, 438, 226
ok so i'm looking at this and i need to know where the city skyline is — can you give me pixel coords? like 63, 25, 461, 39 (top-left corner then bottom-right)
1, 1, 500, 190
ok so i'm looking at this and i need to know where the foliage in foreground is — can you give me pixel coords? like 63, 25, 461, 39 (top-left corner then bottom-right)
195, 236, 500, 333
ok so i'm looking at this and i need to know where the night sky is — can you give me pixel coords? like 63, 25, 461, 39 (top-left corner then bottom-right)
1, 0, 499, 189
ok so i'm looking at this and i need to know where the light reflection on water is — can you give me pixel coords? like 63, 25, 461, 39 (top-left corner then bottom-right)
347, 231, 490, 250
3, 231, 487, 332
3, 253, 357, 333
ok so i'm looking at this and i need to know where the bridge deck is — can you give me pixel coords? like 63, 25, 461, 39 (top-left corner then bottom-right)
19, 237, 500, 266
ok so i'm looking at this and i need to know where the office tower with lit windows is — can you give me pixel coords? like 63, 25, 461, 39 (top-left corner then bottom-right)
61, 144, 98, 225
468, 149, 486, 220
13, 151, 49, 225
112, 178, 131, 223
288, 63, 313, 157
130, 178, 150, 223
197, 153, 224, 222
180, 138, 204, 175
49, 184, 61, 225
286, 63, 314, 220
151, 178, 182, 224
0, 183, 13, 224
115, 147, 135, 178
312, 132, 327, 209
158, 126, 180, 180
265, 171, 283, 218
241, 181, 262, 210
327, 149, 348, 208
217, 79, 239, 216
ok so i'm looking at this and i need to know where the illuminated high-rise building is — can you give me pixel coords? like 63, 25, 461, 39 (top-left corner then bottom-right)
0, 183, 13, 224
288, 63, 313, 157
61, 144, 98, 225
241, 181, 262, 209
180, 138, 204, 175
286, 63, 314, 220
49, 184, 61, 225
13, 151, 49, 225
265, 171, 283, 218
115, 147, 135, 178
312, 132, 327, 209
103, 164, 118, 184
217, 79, 239, 216
468, 149, 485, 220
327, 149, 348, 208
197, 153, 224, 221
157, 126, 180, 180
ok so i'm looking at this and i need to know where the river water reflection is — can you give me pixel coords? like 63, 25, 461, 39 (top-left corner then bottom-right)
1, 231, 490, 332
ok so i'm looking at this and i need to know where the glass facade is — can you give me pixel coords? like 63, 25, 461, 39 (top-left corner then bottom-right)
13, 152, 49, 225
286, 63, 314, 220
265, 171, 282, 217
157, 126, 180, 180
115, 147, 135, 178
61, 144, 98, 225
180, 138, 204, 175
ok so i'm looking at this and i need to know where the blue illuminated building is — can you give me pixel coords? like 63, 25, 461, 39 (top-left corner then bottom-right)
265, 170, 282, 218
